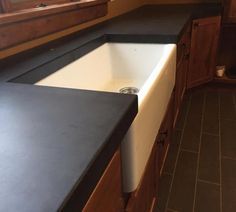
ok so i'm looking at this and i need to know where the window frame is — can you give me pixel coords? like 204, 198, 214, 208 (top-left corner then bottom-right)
0, 0, 109, 50
0, 0, 107, 13
1, 0, 76, 13
1, 0, 72, 13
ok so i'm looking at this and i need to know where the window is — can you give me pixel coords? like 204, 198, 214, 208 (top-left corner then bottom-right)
0, 0, 108, 49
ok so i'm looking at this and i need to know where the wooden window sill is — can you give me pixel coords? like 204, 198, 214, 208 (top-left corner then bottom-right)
0, 0, 108, 49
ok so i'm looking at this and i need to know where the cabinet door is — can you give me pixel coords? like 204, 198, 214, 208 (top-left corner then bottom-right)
157, 92, 174, 175
83, 150, 124, 212
174, 24, 191, 125
174, 61, 186, 127
187, 16, 221, 89
223, 0, 236, 23
126, 145, 157, 212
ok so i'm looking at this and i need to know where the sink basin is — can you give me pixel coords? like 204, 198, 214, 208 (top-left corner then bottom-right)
35, 43, 176, 192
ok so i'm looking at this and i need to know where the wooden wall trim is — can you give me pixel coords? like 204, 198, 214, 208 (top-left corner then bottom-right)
0, 0, 108, 25
1, 0, 70, 13
0, 0, 108, 49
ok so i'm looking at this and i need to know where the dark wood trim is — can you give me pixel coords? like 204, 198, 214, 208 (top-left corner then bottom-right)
150, 197, 157, 212
213, 76, 236, 84
0, 0, 108, 49
187, 78, 213, 89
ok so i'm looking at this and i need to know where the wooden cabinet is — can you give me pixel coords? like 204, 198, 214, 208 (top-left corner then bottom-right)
83, 16, 222, 212
83, 150, 124, 212
125, 91, 174, 212
223, 0, 236, 23
126, 144, 157, 212
187, 16, 221, 89
157, 92, 174, 175
175, 24, 191, 124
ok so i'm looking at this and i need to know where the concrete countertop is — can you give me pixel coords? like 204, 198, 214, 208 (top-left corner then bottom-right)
0, 83, 137, 211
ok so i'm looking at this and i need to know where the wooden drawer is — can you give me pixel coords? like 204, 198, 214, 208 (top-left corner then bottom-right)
83, 150, 124, 212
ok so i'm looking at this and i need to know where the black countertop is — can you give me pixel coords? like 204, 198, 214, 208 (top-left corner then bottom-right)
0, 83, 137, 212
0, 3, 222, 212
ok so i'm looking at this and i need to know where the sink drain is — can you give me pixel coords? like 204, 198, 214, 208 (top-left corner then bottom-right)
119, 87, 139, 94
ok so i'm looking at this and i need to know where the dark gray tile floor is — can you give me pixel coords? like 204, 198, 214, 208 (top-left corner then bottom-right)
157, 84, 236, 212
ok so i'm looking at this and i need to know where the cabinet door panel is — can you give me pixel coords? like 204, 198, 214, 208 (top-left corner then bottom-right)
126, 145, 156, 212
175, 24, 191, 125
175, 58, 188, 124
187, 16, 221, 89
158, 92, 174, 175
83, 150, 124, 212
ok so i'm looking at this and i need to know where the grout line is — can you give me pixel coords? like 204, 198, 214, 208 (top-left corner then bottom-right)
197, 178, 220, 186
201, 132, 219, 137
192, 91, 206, 212
222, 156, 236, 161
164, 94, 192, 212
180, 148, 198, 154
218, 90, 223, 212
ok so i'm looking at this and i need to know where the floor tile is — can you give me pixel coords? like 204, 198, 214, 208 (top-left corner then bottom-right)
198, 134, 220, 183
156, 173, 172, 212
222, 158, 236, 212
181, 116, 202, 152
221, 119, 236, 159
203, 91, 219, 135
168, 151, 198, 212
181, 92, 204, 152
163, 130, 182, 174
156, 86, 236, 212
188, 90, 205, 120
175, 97, 190, 130
194, 181, 220, 212
219, 92, 236, 120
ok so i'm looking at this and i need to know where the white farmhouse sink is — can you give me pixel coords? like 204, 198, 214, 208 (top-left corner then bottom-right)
35, 43, 176, 192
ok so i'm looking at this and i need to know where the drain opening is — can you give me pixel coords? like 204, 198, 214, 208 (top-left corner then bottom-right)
119, 87, 139, 94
